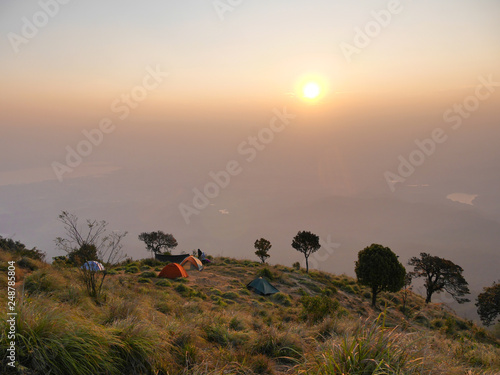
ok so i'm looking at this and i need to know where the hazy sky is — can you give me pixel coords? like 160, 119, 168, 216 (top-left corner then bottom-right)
1, 0, 499, 318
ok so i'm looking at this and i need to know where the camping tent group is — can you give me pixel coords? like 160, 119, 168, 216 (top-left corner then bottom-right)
158, 260, 279, 297
81, 255, 280, 297
158, 255, 203, 279
157, 254, 280, 295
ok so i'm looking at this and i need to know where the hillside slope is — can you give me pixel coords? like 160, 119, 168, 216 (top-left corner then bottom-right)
1, 251, 499, 375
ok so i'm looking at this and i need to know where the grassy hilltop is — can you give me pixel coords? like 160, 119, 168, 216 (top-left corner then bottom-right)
1, 249, 499, 375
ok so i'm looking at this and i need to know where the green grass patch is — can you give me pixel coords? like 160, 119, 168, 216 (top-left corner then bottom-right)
139, 271, 157, 279
124, 266, 140, 274
155, 279, 171, 287
271, 292, 292, 307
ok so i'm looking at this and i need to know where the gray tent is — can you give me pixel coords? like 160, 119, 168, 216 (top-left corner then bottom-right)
247, 277, 279, 295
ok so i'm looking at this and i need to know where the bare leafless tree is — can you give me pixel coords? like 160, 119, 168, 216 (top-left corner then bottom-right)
55, 211, 128, 302
55, 211, 127, 265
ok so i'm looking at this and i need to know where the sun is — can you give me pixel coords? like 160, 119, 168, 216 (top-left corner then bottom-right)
302, 82, 321, 99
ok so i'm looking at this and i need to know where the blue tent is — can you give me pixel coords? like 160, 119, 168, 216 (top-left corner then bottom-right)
81, 261, 105, 271
247, 277, 279, 295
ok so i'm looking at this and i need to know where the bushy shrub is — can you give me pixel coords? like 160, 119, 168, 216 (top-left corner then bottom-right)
109, 319, 163, 374
239, 288, 251, 296
155, 300, 173, 315
155, 279, 171, 287
271, 292, 292, 307
455, 318, 470, 331
18, 256, 43, 271
213, 296, 227, 307
300, 294, 339, 322
174, 284, 206, 299
204, 323, 230, 346
341, 284, 358, 294
257, 267, 275, 281
141, 258, 163, 267
229, 316, 245, 331
103, 297, 139, 324
52, 255, 71, 268
138, 278, 152, 284
10, 304, 114, 375
175, 283, 190, 295
24, 269, 61, 295
431, 318, 444, 329
125, 266, 140, 274
413, 314, 430, 327
299, 280, 322, 293
296, 287, 307, 296
57, 286, 82, 305
170, 329, 199, 368
249, 354, 275, 374
222, 291, 239, 300
292, 261, 300, 270
322, 286, 338, 296
251, 328, 303, 364
0, 236, 45, 260
303, 315, 423, 374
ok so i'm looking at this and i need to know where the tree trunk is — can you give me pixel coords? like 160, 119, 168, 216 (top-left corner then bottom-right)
402, 289, 407, 315
371, 287, 377, 307
425, 289, 433, 303
305, 256, 309, 273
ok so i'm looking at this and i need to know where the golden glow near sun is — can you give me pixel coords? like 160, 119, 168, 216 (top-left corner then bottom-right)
295, 74, 327, 103
302, 82, 321, 99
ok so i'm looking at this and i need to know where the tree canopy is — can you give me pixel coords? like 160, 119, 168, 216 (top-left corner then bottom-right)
0, 236, 45, 261
476, 282, 500, 326
138, 231, 178, 255
355, 243, 406, 307
292, 231, 321, 273
254, 238, 271, 264
68, 244, 98, 266
408, 252, 470, 304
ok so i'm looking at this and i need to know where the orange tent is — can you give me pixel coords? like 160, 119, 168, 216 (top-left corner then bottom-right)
180, 256, 203, 271
158, 263, 188, 279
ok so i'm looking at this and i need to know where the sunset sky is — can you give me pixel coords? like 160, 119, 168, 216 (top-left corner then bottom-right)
1, 0, 499, 318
